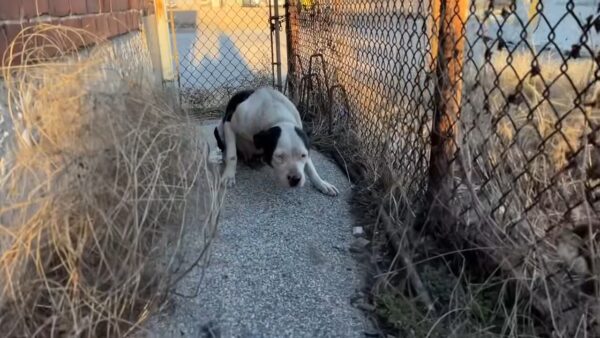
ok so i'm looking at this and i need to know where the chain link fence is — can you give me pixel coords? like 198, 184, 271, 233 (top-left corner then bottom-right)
168, 0, 286, 110
287, 0, 600, 335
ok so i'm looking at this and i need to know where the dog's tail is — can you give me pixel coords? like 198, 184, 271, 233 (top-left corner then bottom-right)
214, 127, 225, 152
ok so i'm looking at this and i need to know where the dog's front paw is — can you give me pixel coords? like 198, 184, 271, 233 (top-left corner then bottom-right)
315, 180, 339, 196
221, 172, 236, 187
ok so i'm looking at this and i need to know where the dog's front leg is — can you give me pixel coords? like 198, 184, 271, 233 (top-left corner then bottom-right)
306, 157, 339, 196
222, 122, 237, 187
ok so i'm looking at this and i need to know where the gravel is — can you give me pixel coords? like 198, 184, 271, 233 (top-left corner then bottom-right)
146, 121, 370, 337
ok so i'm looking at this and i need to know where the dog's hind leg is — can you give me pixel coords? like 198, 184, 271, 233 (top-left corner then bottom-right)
214, 126, 225, 152
305, 157, 339, 196
236, 137, 263, 169
221, 122, 237, 187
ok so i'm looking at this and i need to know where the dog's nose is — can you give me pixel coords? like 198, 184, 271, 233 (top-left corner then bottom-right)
288, 175, 301, 187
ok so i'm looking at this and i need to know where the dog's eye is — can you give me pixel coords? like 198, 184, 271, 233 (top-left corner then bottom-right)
301, 154, 307, 158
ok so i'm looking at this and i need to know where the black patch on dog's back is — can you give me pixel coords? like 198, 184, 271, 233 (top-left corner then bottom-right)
253, 126, 281, 166
224, 89, 254, 122
214, 127, 225, 152
294, 127, 310, 149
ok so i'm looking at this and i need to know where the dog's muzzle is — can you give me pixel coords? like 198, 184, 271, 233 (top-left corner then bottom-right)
287, 175, 301, 187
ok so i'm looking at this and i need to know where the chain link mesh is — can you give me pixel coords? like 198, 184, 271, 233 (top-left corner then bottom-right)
291, 0, 438, 201
168, 0, 278, 109
287, 0, 600, 334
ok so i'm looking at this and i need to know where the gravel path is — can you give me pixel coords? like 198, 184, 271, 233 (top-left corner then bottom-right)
148, 121, 370, 337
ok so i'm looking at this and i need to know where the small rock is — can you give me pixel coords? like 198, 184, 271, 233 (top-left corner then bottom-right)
332, 245, 344, 252
355, 301, 376, 312
363, 330, 380, 337
355, 237, 369, 247
352, 226, 364, 237
349, 238, 370, 253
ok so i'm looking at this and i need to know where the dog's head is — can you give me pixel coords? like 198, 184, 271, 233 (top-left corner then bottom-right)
254, 123, 310, 188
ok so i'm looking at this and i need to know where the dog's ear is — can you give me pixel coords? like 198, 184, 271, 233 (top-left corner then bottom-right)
253, 126, 280, 149
254, 126, 281, 166
294, 127, 310, 150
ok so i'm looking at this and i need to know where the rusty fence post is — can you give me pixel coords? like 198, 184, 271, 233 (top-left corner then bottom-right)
427, 0, 468, 208
285, 0, 299, 101
428, 0, 441, 73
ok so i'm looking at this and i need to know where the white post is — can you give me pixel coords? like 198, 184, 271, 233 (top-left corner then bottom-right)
154, 0, 175, 82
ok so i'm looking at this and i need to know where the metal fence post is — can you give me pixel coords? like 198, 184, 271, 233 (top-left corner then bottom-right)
271, 0, 283, 91
427, 0, 467, 206
285, 0, 299, 100
428, 0, 441, 72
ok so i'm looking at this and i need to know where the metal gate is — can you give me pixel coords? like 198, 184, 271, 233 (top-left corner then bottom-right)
166, 0, 286, 111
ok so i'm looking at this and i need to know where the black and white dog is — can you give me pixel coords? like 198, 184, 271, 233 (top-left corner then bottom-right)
213, 87, 339, 196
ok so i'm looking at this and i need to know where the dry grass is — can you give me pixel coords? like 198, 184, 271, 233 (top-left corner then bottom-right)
303, 104, 515, 337
450, 49, 600, 336
0, 25, 222, 337
289, 0, 599, 334
300, 44, 600, 336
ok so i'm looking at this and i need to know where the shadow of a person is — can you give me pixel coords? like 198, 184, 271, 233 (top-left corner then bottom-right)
187, 33, 255, 89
